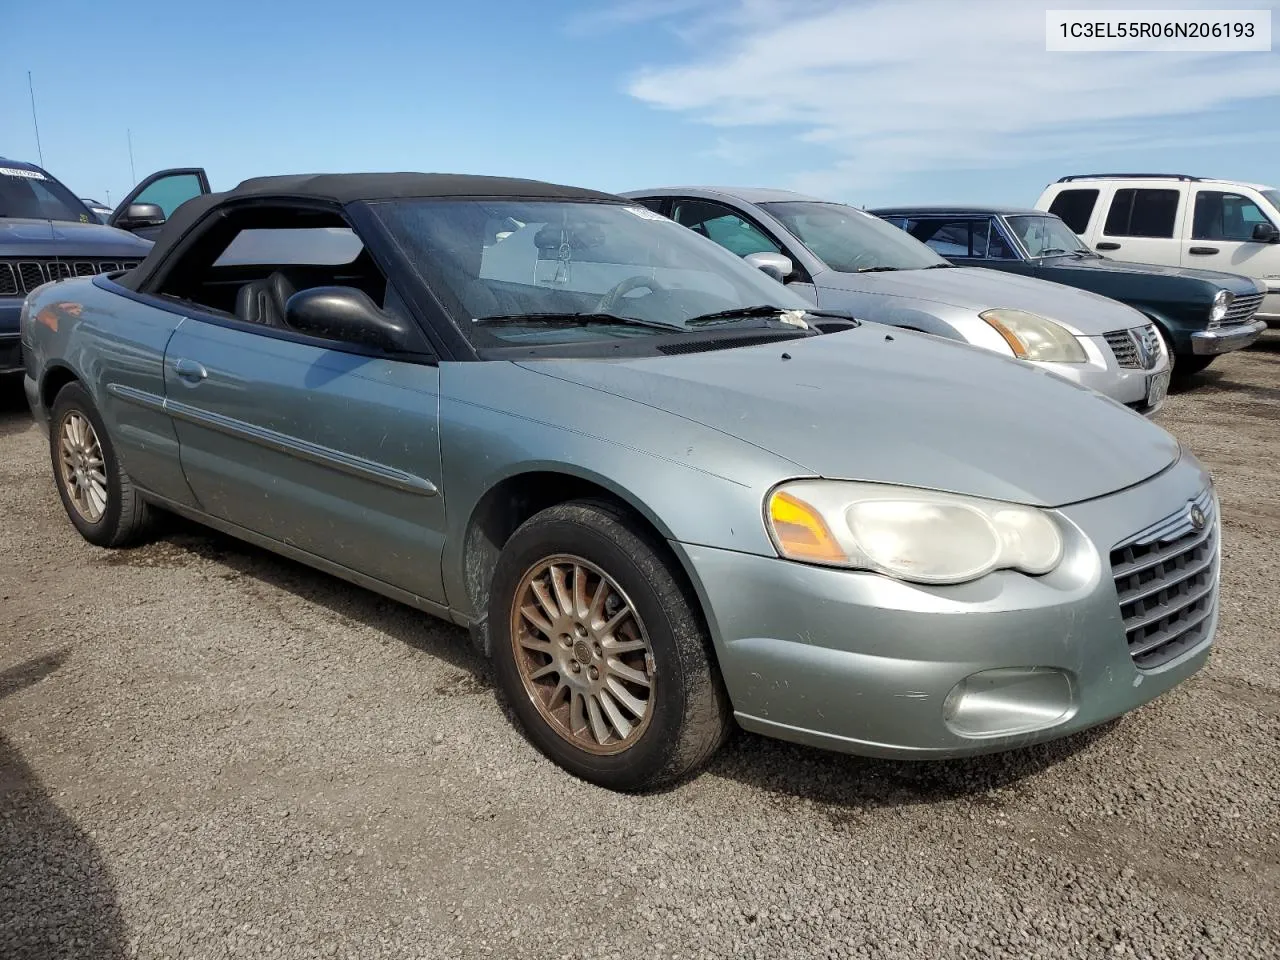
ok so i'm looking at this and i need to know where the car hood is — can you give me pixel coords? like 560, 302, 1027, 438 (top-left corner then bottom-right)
817, 265, 1147, 333
1038, 254, 1263, 292
0, 218, 153, 258
518, 326, 1179, 508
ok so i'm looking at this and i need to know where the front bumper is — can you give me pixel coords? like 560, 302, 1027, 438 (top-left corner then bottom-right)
678, 454, 1216, 759
1033, 330, 1170, 416
1, 297, 21, 374
0, 332, 20, 375
1192, 318, 1267, 355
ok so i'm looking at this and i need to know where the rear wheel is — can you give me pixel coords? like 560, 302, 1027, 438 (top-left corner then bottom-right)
489, 500, 729, 791
49, 382, 153, 547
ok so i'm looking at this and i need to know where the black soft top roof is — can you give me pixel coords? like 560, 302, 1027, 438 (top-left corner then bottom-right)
117, 172, 625, 291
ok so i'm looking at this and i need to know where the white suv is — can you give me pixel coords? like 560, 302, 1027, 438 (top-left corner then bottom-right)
1036, 174, 1279, 327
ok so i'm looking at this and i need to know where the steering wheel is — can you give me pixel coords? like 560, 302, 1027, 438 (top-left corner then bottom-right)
596, 275, 667, 313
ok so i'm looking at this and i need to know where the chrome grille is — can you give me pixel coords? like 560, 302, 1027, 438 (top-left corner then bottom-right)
1104, 330, 1139, 368
1222, 292, 1263, 326
1103, 323, 1161, 370
0, 258, 141, 297
1110, 487, 1218, 670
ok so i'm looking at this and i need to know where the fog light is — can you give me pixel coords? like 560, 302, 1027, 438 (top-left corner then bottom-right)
943, 667, 1076, 738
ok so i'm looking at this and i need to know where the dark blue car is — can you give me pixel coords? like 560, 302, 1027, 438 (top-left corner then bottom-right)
1, 160, 209, 375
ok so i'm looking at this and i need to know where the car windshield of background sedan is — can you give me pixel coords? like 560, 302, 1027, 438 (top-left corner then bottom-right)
1006, 215, 1092, 258
758, 200, 947, 273
376, 199, 815, 345
0, 165, 92, 223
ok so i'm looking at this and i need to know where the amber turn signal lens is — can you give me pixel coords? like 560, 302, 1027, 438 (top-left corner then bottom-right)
768, 490, 847, 564
981, 314, 1027, 358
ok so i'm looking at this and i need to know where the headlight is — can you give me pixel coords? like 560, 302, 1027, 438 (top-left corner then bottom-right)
979, 309, 1087, 363
1209, 289, 1232, 327
765, 480, 1064, 585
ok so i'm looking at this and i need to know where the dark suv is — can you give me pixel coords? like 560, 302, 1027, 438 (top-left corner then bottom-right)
2, 160, 211, 375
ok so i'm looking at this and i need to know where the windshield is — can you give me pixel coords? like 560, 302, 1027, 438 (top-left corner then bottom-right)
375, 199, 814, 346
1005, 215, 1090, 257
1261, 189, 1280, 215
0, 164, 93, 223
758, 200, 946, 272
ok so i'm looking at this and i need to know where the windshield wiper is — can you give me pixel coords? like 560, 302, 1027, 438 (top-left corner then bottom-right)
683, 305, 810, 327
855, 265, 900, 273
923, 263, 953, 269
1037, 248, 1070, 257
473, 312, 683, 332
1068, 249, 1101, 259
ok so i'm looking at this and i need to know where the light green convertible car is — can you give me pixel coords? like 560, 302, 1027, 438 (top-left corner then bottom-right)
20, 172, 1220, 791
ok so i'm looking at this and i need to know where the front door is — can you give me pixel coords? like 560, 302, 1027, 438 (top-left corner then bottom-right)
1181, 188, 1280, 319
162, 318, 448, 604
110, 168, 211, 240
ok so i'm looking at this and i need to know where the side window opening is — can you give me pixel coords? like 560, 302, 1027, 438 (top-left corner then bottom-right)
1103, 188, 1179, 238
906, 219, 971, 257
131, 173, 206, 219
905, 218, 1012, 259
1048, 189, 1099, 234
632, 197, 668, 216
671, 200, 782, 257
153, 207, 398, 342
1192, 191, 1274, 241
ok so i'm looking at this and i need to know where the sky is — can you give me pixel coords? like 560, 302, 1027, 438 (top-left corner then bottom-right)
1, 0, 1278, 210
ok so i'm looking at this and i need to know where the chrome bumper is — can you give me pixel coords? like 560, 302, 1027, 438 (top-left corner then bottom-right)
1191, 319, 1267, 355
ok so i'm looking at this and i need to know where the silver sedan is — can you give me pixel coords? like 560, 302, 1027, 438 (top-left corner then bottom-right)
623, 186, 1173, 414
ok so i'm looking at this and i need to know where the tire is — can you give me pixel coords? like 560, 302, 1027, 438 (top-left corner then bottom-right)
49, 381, 153, 547
1172, 354, 1215, 381
488, 499, 730, 791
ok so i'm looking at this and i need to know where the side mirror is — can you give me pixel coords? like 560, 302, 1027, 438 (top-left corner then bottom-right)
285, 286, 411, 352
743, 251, 794, 283
1251, 221, 1279, 243
115, 203, 166, 231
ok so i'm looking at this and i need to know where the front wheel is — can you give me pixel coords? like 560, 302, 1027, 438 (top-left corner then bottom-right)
1173, 354, 1215, 380
489, 500, 729, 791
49, 381, 153, 547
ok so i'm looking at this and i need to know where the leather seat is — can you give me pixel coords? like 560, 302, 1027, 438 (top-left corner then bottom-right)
235, 271, 297, 327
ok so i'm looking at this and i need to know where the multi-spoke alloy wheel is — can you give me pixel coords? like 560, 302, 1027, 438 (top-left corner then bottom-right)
58, 411, 108, 523
48, 381, 153, 547
490, 500, 730, 790
511, 555, 655, 754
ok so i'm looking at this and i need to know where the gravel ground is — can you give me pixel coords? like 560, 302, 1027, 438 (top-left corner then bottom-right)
2, 337, 1278, 960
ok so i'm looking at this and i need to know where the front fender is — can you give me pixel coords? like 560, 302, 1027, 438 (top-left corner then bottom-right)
437, 361, 802, 620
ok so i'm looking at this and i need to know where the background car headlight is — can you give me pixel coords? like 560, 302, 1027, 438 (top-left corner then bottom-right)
766, 480, 1064, 585
979, 309, 1087, 363
1208, 289, 1233, 327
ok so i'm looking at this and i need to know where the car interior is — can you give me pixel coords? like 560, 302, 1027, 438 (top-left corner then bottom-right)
152, 206, 398, 334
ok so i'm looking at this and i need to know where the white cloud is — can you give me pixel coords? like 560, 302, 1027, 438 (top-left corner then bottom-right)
564, 0, 719, 37
621, 0, 1280, 192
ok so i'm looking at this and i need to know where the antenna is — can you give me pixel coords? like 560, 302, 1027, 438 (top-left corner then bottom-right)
27, 71, 44, 167
127, 129, 137, 185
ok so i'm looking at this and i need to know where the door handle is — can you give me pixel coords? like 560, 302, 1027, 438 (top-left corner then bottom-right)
1188, 246, 1219, 256
1095, 241, 1121, 251
173, 358, 208, 383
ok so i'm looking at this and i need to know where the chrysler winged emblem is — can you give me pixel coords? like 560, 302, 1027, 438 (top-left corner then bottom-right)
1189, 504, 1206, 531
